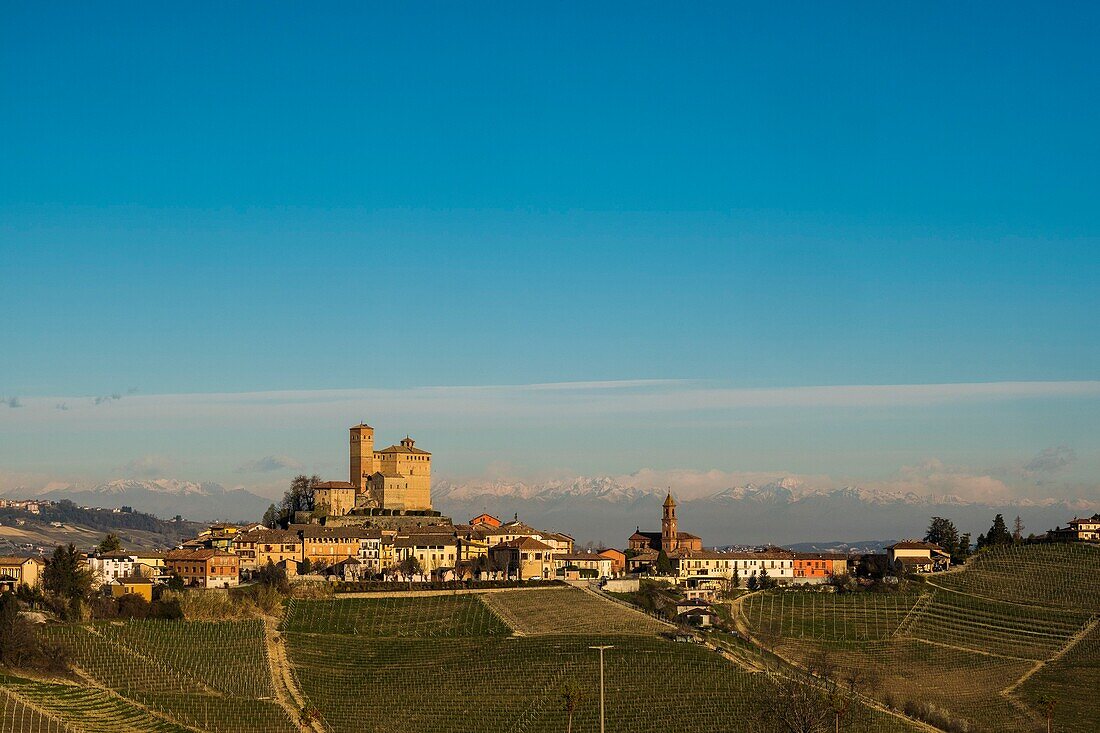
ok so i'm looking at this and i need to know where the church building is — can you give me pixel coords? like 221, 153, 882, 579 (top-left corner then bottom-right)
628, 493, 702, 554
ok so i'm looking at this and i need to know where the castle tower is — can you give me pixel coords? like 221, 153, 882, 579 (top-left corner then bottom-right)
661, 492, 678, 552
350, 424, 375, 491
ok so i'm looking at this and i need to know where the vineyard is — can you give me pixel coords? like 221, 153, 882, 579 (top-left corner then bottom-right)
281, 594, 511, 636
30, 620, 297, 733
738, 543, 1100, 732
281, 587, 921, 733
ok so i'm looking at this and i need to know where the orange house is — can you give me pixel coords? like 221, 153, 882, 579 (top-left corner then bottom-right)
792, 553, 848, 580
598, 548, 626, 575
470, 513, 502, 528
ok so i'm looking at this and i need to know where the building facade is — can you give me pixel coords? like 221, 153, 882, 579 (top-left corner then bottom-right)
165, 549, 240, 588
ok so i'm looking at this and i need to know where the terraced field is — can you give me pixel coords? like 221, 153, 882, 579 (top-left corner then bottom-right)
281, 594, 510, 636
930, 543, 1100, 611
480, 586, 669, 635
40, 620, 296, 733
1019, 620, 1100, 733
738, 543, 1100, 732
742, 591, 921, 642
0, 671, 188, 733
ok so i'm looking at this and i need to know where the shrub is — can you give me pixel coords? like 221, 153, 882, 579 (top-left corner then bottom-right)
0, 594, 69, 674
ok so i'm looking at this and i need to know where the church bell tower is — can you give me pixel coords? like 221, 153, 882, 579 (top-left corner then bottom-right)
661, 492, 678, 552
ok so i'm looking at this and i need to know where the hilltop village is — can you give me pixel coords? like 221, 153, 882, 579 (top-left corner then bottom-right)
2, 423, 1098, 609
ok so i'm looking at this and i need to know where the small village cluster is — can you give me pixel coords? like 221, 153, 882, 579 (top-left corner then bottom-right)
2, 424, 1099, 605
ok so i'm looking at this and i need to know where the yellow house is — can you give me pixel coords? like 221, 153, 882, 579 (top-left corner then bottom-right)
0, 556, 44, 590
393, 533, 459, 580
490, 537, 555, 580
236, 529, 304, 572
109, 577, 154, 602
886, 541, 951, 572
298, 526, 365, 569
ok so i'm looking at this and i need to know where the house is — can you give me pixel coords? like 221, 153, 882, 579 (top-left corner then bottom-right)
109, 576, 154, 602
87, 551, 165, 586
327, 557, 367, 582
165, 549, 240, 588
490, 537, 555, 580
792, 553, 849, 582
480, 518, 575, 554
470, 513, 502, 528
675, 600, 717, 627
597, 548, 626, 575
886, 541, 951, 573
0, 556, 44, 590
235, 529, 303, 573
393, 532, 460, 580
1049, 514, 1100, 543
297, 526, 367, 569
554, 552, 614, 580
356, 529, 392, 575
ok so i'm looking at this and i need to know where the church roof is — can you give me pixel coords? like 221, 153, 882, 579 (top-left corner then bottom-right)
663, 492, 676, 508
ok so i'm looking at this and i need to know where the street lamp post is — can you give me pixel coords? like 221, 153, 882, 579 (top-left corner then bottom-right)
588, 645, 613, 733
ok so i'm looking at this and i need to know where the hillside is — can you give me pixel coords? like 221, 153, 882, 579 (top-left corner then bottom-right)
737, 542, 1100, 733
12, 586, 923, 733
0, 503, 203, 555
15, 479, 273, 523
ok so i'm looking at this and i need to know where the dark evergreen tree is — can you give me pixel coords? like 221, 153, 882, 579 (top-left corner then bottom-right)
924, 517, 963, 561
97, 533, 122, 553
655, 550, 673, 575
43, 544, 93, 602
979, 514, 1013, 549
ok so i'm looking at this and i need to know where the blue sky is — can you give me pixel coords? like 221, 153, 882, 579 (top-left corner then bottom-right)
1, 3, 1098, 504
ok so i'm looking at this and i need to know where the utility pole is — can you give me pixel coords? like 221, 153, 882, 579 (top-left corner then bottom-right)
589, 645, 613, 733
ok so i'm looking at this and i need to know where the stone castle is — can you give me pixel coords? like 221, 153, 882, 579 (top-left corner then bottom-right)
312, 423, 433, 517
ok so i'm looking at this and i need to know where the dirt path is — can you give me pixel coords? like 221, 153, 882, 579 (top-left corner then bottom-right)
1003, 614, 1099, 697
264, 615, 325, 733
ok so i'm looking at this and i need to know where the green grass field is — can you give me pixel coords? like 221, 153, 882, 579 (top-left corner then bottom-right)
480, 586, 670, 635
739, 543, 1100, 732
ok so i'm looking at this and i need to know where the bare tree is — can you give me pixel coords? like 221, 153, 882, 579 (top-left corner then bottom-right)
561, 680, 583, 733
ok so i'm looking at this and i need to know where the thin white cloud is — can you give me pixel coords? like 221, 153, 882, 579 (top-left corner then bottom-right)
3, 379, 1098, 426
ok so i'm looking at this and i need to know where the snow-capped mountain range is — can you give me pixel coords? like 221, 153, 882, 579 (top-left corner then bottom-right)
434, 476, 1094, 546
2, 479, 271, 523
4, 475, 1091, 544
